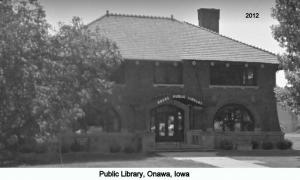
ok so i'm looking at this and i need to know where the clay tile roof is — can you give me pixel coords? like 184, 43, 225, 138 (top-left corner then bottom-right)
87, 13, 278, 64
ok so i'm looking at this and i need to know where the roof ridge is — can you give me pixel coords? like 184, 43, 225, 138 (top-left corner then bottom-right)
87, 12, 175, 27
182, 21, 277, 57
107, 12, 173, 20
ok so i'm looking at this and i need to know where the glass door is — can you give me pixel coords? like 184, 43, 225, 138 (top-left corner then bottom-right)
151, 105, 184, 142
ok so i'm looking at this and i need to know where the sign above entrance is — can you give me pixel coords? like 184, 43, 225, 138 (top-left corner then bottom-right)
156, 94, 203, 106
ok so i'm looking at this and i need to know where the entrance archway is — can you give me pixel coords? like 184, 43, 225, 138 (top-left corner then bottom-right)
150, 105, 184, 142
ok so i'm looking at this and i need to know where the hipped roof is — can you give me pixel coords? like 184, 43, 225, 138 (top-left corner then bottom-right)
88, 13, 278, 64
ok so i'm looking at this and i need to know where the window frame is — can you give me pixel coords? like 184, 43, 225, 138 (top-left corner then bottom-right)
153, 61, 183, 85
210, 63, 258, 87
213, 104, 255, 132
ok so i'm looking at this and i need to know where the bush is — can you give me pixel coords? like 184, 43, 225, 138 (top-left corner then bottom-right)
132, 136, 142, 153
219, 139, 234, 150
110, 144, 121, 153
251, 141, 260, 150
70, 140, 83, 152
276, 140, 293, 150
34, 143, 48, 154
123, 144, 135, 153
262, 141, 274, 150
19, 142, 36, 153
61, 144, 70, 154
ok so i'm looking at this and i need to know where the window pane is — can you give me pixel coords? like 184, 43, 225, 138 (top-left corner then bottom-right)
210, 63, 257, 86
245, 67, 256, 86
154, 63, 168, 83
214, 105, 254, 132
168, 63, 182, 84
154, 62, 182, 84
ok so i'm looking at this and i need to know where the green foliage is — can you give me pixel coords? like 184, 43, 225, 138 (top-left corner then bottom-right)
219, 139, 234, 150
272, 0, 300, 113
70, 140, 84, 152
109, 143, 122, 153
123, 144, 136, 153
276, 139, 293, 150
251, 141, 260, 150
34, 16, 123, 138
0, 0, 49, 147
0, 0, 122, 151
262, 141, 274, 150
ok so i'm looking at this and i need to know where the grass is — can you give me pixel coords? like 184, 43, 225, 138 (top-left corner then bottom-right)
1, 151, 156, 167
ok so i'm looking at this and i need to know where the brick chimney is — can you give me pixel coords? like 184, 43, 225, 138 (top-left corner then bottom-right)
198, 8, 220, 33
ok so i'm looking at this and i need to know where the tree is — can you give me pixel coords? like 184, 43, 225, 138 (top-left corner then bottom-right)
34, 17, 123, 141
0, 0, 123, 154
0, 0, 49, 149
272, 0, 300, 114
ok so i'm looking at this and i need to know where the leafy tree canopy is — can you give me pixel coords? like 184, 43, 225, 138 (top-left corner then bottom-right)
272, 0, 300, 114
0, 0, 122, 149
0, 0, 49, 147
35, 17, 122, 138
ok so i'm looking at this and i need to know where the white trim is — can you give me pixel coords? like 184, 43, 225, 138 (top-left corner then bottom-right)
209, 85, 259, 89
153, 84, 184, 88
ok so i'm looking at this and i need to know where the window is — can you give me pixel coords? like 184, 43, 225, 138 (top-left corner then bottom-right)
210, 63, 257, 86
154, 62, 183, 84
214, 104, 254, 132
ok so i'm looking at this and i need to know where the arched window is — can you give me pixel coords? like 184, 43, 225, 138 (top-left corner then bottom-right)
214, 104, 254, 131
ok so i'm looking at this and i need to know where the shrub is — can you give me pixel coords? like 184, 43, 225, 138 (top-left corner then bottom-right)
110, 144, 121, 153
34, 143, 48, 154
19, 142, 36, 153
251, 141, 260, 150
276, 140, 293, 150
61, 144, 70, 154
262, 141, 274, 150
0, 143, 5, 151
219, 139, 234, 150
132, 136, 142, 153
123, 144, 135, 153
70, 140, 83, 152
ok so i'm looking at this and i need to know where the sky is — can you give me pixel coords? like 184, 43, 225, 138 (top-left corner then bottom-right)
38, 0, 287, 87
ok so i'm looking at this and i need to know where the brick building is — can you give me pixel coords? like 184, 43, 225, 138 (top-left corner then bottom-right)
86, 9, 283, 151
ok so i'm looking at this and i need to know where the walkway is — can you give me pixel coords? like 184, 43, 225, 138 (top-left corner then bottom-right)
173, 157, 267, 168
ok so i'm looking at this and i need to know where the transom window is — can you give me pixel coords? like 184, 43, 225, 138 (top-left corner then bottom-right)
214, 104, 254, 132
154, 62, 183, 84
210, 63, 257, 86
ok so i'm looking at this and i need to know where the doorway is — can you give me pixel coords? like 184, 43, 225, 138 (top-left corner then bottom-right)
150, 105, 184, 142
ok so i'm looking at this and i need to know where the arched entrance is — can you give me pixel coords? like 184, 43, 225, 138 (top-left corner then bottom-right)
213, 104, 254, 131
150, 105, 184, 142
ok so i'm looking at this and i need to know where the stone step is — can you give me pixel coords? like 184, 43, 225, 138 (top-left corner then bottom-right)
154, 148, 215, 152
154, 142, 215, 152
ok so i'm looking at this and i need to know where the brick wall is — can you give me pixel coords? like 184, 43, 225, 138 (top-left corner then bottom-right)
109, 60, 280, 133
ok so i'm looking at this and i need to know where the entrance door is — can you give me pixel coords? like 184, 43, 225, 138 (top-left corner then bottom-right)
151, 105, 184, 142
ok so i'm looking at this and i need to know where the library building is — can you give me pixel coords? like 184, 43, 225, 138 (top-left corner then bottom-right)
80, 8, 283, 151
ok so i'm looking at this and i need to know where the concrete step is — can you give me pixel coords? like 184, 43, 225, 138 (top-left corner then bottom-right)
154, 142, 215, 152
